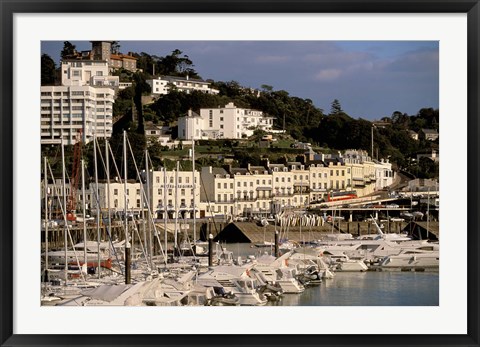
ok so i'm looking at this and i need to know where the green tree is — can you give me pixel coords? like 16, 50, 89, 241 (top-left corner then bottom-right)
157, 49, 200, 78
132, 72, 151, 135
111, 41, 121, 54
330, 99, 343, 115
60, 41, 76, 60
41, 54, 56, 85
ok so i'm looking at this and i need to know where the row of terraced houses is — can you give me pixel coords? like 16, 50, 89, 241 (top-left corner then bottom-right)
43, 149, 393, 220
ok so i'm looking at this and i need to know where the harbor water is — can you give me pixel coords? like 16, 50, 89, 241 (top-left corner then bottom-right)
268, 272, 439, 306
227, 243, 439, 306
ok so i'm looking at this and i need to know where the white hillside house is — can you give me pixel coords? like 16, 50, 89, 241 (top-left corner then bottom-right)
178, 102, 275, 140
147, 75, 219, 96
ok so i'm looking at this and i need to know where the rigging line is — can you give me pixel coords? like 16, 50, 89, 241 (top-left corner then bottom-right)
126, 136, 167, 265
116, 141, 151, 268
47, 161, 86, 283
91, 137, 124, 275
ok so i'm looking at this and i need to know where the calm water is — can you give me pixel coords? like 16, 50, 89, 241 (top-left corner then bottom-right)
226, 243, 439, 306
268, 272, 439, 306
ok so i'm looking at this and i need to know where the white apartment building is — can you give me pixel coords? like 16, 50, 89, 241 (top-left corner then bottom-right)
148, 169, 201, 219
307, 163, 331, 203
42, 180, 143, 218
61, 60, 119, 89
94, 181, 144, 214
178, 110, 203, 140
41, 85, 114, 145
288, 162, 310, 208
269, 163, 295, 209
374, 159, 394, 190
343, 150, 376, 196
178, 102, 275, 140
147, 76, 219, 96
201, 167, 235, 217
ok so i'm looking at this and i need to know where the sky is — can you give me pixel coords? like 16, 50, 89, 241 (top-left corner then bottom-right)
41, 40, 439, 121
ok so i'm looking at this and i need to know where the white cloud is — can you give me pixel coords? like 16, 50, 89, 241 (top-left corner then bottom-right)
256, 55, 291, 63
314, 68, 342, 81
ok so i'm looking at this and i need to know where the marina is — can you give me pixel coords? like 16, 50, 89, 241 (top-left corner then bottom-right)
41, 215, 440, 307
38, 41, 440, 309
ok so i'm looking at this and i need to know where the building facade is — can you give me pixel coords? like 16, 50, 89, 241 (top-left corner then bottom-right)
147, 75, 219, 96
41, 85, 114, 145
178, 102, 275, 140
61, 60, 119, 88
147, 169, 201, 219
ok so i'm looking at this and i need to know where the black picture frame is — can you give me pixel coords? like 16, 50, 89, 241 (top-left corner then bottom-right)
1, 1, 479, 346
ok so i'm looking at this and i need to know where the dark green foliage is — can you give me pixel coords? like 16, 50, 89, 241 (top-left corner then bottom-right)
60, 41, 76, 60
329, 99, 343, 115
132, 72, 152, 135
111, 41, 121, 54
41, 54, 56, 85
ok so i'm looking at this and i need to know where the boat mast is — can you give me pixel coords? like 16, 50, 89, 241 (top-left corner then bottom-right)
123, 130, 131, 284
93, 135, 101, 279
60, 136, 68, 285
43, 156, 49, 283
192, 116, 196, 247
163, 166, 168, 258
81, 159, 87, 266
175, 161, 179, 254
105, 139, 112, 262
145, 149, 152, 268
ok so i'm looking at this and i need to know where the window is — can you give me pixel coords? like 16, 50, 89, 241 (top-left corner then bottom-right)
114, 189, 118, 195
217, 183, 221, 189
168, 189, 172, 196
181, 189, 185, 196
158, 189, 162, 195
220, 117, 224, 121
